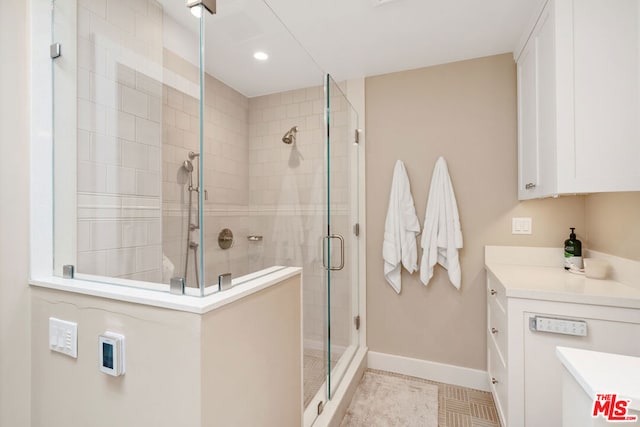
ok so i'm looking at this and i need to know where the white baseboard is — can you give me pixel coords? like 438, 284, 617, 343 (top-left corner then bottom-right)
367, 351, 490, 392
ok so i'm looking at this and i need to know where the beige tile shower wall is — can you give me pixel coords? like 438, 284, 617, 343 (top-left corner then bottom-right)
248, 87, 326, 206
249, 87, 326, 347
248, 86, 354, 349
76, 0, 164, 282
365, 54, 586, 370
585, 192, 640, 261
161, 49, 251, 286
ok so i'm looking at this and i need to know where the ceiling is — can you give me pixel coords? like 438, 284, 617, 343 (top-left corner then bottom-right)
160, 0, 544, 97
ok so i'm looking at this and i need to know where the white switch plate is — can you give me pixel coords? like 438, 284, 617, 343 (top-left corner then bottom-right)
512, 217, 532, 235
49, 317, 78, 358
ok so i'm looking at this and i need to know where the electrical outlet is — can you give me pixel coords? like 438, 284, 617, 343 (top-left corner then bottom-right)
49, 317, 78, 358
512, 217, 532, 235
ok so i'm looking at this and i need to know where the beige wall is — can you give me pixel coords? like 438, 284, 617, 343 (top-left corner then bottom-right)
202, 276, 302, 426
31, 288, 203, 427
30, 274, 302, 427
0, 0, 31, 425
585, 192, 640, 261
365, 54, 586, 370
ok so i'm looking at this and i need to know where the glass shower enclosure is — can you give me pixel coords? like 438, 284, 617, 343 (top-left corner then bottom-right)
50, 0, 361, 420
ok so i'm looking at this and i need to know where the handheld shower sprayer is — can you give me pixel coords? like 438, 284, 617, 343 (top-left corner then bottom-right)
182, 160, 194, 187
182, 151, 201, 287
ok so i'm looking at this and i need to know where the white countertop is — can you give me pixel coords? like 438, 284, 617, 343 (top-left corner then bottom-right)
556, 346, 640, 411
485, 246, 640, 309
486, 263, 640, 309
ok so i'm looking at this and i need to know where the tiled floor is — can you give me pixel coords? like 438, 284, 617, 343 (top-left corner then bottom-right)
367, 369, 501, 427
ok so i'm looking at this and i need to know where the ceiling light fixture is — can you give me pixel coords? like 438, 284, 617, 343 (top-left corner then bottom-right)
186, 0, 216, 17
190, 5, 202, 18
253, 51, 269, 61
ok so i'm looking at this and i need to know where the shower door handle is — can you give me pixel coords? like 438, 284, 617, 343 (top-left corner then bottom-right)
322, 234, 345, 271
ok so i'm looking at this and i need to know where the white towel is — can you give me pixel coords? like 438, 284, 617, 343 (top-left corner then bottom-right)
383, 160, 421, 293
420, 157, 463, 289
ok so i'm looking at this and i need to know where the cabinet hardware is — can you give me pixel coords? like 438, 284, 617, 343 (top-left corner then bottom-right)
492, 377, 498, 384
490, 289, 497, 296
525, 183, 536, 190
491, 327, 498, 334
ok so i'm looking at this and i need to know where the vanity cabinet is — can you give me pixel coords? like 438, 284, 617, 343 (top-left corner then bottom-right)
486, 276, 508, 425
516, 0, 640, 200
486, 268, 640, 427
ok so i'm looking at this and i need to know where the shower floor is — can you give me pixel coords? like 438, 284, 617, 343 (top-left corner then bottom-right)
303, 348, 344, 407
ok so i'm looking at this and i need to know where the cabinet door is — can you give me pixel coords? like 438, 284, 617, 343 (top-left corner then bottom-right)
518, 5, 556, 200
566, 0, 640, 193
523, 312, 640, 427
517, 40, 540, 200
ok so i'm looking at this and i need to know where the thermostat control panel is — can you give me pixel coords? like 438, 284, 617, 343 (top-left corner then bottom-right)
99, 332, 125, 376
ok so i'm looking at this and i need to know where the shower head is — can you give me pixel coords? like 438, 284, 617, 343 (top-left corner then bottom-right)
183, 160, 194, 172
282, 126, 298, 145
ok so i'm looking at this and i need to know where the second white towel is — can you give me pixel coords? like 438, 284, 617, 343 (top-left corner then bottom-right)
420, 157, 463, 289
383, 160, 421, 293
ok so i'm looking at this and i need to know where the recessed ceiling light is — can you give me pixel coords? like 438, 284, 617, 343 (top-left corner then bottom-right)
253, 51, 269, 61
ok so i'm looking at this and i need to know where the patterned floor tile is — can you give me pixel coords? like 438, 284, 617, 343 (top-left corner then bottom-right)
445, 398, 472, 415
446, 411, 472, 427
470, 402, 498, 422
356, 369, 502, 427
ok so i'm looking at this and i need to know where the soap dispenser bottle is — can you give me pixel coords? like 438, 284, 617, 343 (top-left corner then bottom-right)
564, 227, 583, 270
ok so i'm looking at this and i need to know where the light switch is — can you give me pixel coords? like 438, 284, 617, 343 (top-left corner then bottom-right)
512, 217, 532, 235
49, 317, 77, 358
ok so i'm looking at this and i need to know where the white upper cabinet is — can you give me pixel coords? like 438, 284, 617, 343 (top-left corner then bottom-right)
516, 0, 640, 200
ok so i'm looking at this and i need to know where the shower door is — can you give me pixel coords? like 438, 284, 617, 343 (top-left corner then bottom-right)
325, 75, 360, 399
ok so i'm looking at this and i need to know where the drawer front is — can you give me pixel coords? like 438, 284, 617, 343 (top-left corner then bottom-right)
487, 273, 507, 312
488, 296, 508, 359
488, 336, 508, 427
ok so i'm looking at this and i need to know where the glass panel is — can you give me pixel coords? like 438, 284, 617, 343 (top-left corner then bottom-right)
159, 6, 207, 293
326, 75, 360, 399
52, 0, 204, 287
194, 0, 331, 417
